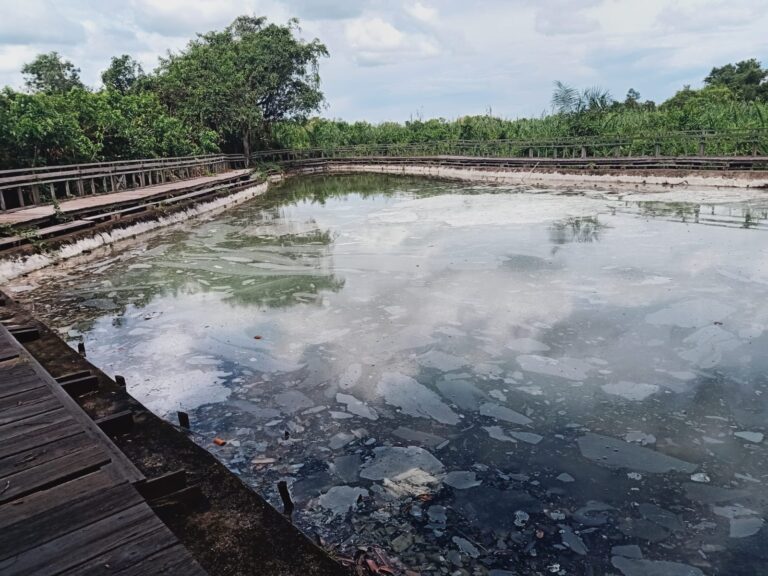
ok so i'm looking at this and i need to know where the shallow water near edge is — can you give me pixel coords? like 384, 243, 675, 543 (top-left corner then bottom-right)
11, 174, 768, 575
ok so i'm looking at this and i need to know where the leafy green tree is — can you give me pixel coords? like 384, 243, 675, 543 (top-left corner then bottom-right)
22, 52, 84, 94
705, 59, 768, 102
101, 55, 145, 94
155, 16, 328, 162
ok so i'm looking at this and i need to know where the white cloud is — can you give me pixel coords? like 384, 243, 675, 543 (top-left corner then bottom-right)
344, 17, 441, 66
0, 0, 767, 120
405, 2, 438, 24
534, 0, 601, 35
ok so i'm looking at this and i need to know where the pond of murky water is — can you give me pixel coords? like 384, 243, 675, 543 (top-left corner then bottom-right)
10, 174, 768, 575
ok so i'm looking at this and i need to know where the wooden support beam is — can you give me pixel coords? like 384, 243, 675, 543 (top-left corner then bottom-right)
60, 375, 100, 397
9, 326, 40, 343
152, 484, 204, 508
55, 370, 92, 383
95, 410, 134, 436
135, 470, 188, 501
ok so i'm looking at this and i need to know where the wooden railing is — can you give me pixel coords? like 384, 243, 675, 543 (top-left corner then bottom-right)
0, 154, 246, 212
251, 129, 768, 164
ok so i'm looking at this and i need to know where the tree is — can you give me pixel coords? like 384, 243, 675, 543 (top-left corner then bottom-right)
624, 88, 641, 107
705, 59, 768, 102
22, 52, 84, 94
155, 16, 328, 162
101, 55, 145, 94
551, 81, 613, 114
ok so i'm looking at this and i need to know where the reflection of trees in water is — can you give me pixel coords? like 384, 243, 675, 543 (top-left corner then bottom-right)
268, 173, 460, 205
636, 201, 700, 223
634, 201, 768, 228
28, 206, 346, 334
549, 216, 607, 244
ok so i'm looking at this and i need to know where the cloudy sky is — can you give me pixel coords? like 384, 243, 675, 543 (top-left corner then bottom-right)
1, 0, 767, 122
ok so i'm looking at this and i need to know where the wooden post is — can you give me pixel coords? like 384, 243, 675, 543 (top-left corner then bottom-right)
0, 190, 6, 211
76, 179, 84, 197
581, 146, 587, 158
49, 183, 56, 202
77, 342, 86, 356
277, 481, 294, 518
655, 143, 661, 157
65, 180, 72, 197
110, 175, 116, 192
699, 140, 706, 156
178, 411, 190, 429
31, 185, 40, 205
90, 179, 96, 195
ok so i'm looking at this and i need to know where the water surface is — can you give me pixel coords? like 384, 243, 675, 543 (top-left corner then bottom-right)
13, 174, 768, 576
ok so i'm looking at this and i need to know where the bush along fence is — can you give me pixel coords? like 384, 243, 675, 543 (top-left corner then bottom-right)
251, 129, 768, 165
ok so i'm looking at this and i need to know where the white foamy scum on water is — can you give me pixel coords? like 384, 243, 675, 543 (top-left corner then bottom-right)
0, 182, 269, 284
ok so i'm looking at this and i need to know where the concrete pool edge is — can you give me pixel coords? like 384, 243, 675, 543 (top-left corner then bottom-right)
292, 161, 768, 191
3, 161, 768, 284
0, 178, 276, 284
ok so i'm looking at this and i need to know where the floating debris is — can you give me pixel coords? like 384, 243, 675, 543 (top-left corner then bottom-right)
479, 403, 532, 425
444, 471, 482, 489
376, 372, 460, 425
734, 431, 764, 443
577, 433, 697, 473
335, 393, 378, 420
316, 486, 368, 516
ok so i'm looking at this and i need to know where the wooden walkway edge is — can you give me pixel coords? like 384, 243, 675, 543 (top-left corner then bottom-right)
0, 170, 252, 227
0, 324, 208, 576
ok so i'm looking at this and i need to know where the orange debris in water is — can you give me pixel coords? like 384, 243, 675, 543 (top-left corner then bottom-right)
213, 437, 227, 446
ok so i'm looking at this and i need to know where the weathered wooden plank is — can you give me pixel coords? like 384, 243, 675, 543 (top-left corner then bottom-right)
0, 502, 155, 576
0, 470, 115, 531
0, 407, 70, 441
0, 481, 142, 561
0, 415, 80, 459
0, 391, 59, 426
0, 443, 111, 504
0, 372, 45, 399
0, 431, 93, 479
58, 524, 177, 576
0, 384, 51, 412
109, 543, 209, 576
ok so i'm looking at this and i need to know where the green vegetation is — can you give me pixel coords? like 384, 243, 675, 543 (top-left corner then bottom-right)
1, 11, 767, 169
0, 16, 327, 169
272, 74, 768, 151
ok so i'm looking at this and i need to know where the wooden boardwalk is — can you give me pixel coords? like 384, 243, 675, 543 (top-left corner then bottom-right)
0, 169, 251, 227
0, 326, 208, 575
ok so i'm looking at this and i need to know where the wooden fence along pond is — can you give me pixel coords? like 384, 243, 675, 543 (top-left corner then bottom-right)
0, 154, 246, 212
250, 128, 768, 168
2, 129, 768, 215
